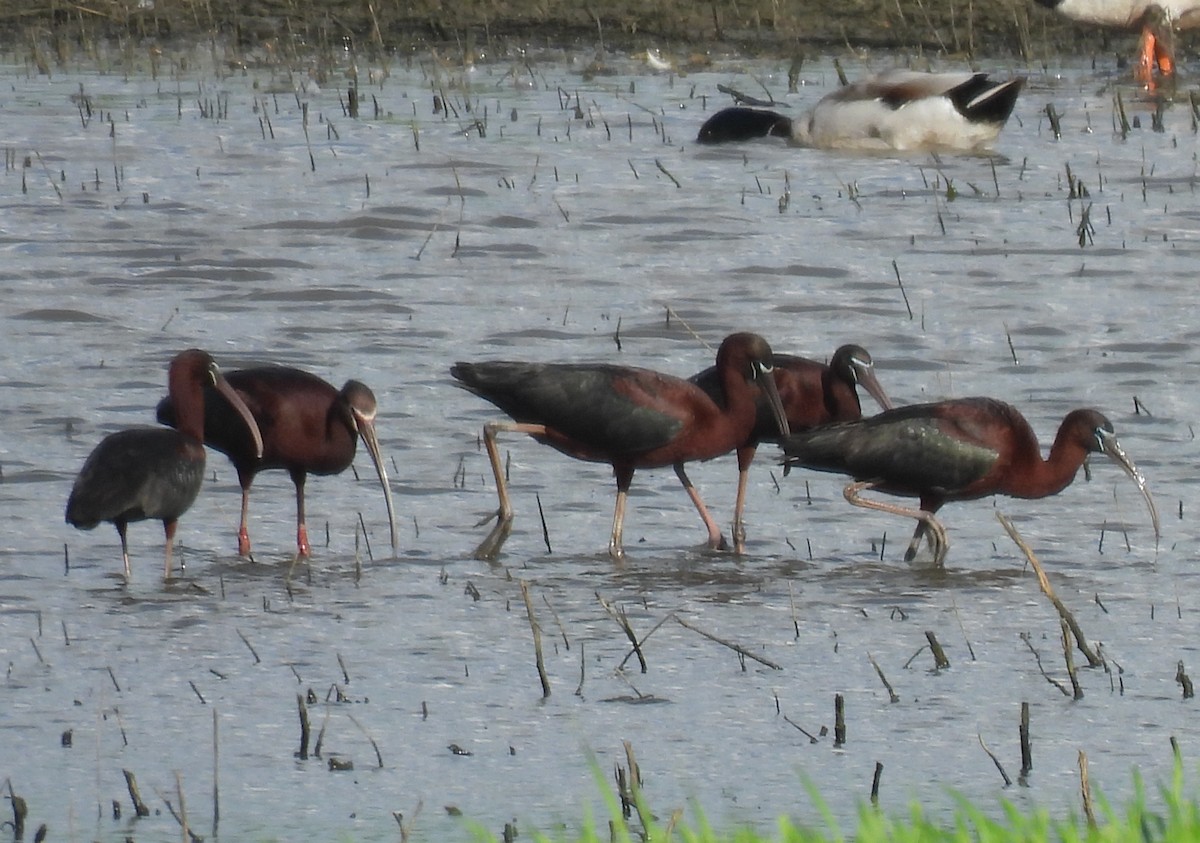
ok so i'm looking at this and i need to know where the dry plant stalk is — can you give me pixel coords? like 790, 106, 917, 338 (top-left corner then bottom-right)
1079, 749, 1096, 827
997, 512, 1102, 667
519, 580, 551, 697
674, 615, 782, 670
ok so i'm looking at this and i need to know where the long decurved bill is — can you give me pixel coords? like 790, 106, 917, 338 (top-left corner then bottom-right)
213, 372, 264, 459
855, 360, 893, 412
1098, 430, 1161, 544
759, 363, 790, 438
353, 411, 400, 555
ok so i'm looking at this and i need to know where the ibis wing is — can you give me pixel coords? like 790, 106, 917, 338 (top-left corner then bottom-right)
67, 428, 204, 526
453, 362, 683, 455
782, 413, 998, 494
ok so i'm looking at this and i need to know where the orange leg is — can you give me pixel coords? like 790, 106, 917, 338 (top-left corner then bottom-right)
1136, 28, 1158, 84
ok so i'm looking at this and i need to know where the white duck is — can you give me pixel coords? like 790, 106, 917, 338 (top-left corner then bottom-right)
697, 70, 1024, 152
1033, 0, 1197, 82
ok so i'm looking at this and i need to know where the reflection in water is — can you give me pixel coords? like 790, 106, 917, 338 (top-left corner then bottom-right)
0, 49, 1196, 841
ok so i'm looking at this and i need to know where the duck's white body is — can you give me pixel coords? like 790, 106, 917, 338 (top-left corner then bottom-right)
696, 70, 1023, 152
793, 70, 1023, 151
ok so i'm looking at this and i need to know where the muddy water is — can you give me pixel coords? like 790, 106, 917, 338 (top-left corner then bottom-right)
1, 44, 1199, 841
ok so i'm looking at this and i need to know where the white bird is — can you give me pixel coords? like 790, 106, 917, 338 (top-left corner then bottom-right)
697, 70, 1024, 152
1033, 0, 1198, 83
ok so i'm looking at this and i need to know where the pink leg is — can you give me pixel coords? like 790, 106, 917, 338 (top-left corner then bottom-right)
673, 463, 727, 550
163, 519, 178, 581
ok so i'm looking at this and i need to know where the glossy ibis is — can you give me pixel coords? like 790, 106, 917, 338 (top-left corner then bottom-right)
451, 332, 789, 561
66, 349, 264, 580
688, 344, 893, 553
697, 71, 1024, 151
156, 368, 399, 559
780, 397, 1160, 565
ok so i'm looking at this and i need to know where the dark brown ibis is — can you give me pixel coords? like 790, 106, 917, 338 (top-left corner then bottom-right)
451, 332, 790, 561
779, 397, 1160, 565
688, 344, 893, 553
156, 368, 399, 559
66, 349, 264, 580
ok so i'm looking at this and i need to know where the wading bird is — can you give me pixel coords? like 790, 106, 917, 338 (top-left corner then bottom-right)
779, 397, 1160, 565
1033, 0, 1197, 85
687, 345, 893, 553
451, 332, 789, 561
697, 70, 1024, 151
67, 349, 264, 580
157, 368, 398, 559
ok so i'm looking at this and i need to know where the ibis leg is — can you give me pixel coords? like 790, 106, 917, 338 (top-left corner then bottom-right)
843, 481, 949, 567
292, 470, 311, 558
163, 519, 178, 581
115, 520, 131, 581
673, 463, 727, 551
608, 466, 635, 562
471, 420, 544, 561
730, 444, 758, 556
237, 484, 252, 556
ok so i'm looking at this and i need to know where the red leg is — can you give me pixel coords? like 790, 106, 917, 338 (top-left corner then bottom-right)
292, 470, 310, 558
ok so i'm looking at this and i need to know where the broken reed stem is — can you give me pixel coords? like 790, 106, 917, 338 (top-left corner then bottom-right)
1177, 660, 1194, 698
175, 770, 190, 843
7, 784, 26, 837
1062, 619, 1084, 700
535, 493, 552, 553
868, 652, 900, 703
674, 615, 782, 670
892, 259, 914, 319
997, 512, 1102, 667
834, 693, 846, 747
296, 694, 311, 760
212, 708, 220, 834
519, 580, 551, 698
1019, 701, 1032, 778
925, 631, 951, 669
541, 593, 570, 652
122, 769, 151, 817
621, 740, 651, 831
1079, 750, 1096, 827
978, 733, 1013, 786
597, 593, 648, 673
347, 712, 385, 768
654, 158, 681, 188
870, 761, 883, 805
616, 611, 674, 671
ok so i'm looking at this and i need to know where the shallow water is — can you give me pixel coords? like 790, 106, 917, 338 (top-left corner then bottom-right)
2, 43, 1200, 841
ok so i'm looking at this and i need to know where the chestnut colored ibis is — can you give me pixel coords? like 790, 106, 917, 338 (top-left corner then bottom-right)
156, 368, 399, 559
780, 397, 1160, 565
688, 344, 893, 553
451, 332, 789, 561
66, 349, 264, 580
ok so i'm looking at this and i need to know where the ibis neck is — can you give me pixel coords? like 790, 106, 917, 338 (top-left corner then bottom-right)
1012, 433, 1089, 499
170, 372, 206, 443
